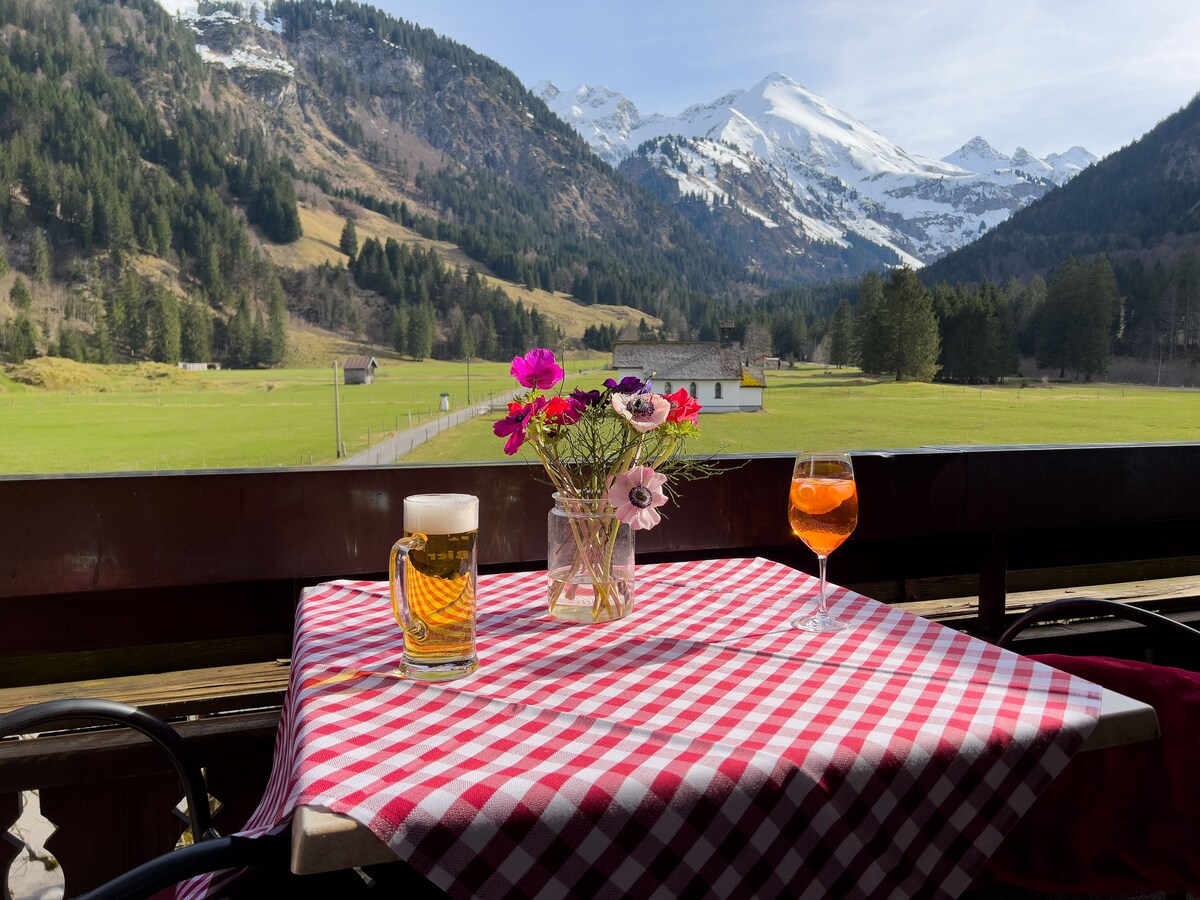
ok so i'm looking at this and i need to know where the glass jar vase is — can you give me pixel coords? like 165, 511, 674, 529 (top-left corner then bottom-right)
546, 493, 635, 623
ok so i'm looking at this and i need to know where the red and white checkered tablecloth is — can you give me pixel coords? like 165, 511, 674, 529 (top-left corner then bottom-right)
194, 557, 1101, 899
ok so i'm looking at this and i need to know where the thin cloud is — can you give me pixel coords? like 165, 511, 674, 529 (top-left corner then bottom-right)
384, 0, 1200, 159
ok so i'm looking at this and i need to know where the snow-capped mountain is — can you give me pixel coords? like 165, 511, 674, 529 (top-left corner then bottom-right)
538, 73, 1096, 273
153, 0, 1097, 283
943, 136, 1091, 184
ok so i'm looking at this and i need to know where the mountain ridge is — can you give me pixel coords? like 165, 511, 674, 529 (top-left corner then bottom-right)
537, 74, 1097, 277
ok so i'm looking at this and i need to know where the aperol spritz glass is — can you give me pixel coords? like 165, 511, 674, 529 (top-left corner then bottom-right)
788, 452, 858, 632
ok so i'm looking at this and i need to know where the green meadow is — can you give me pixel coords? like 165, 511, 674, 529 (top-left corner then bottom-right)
0, 357, 522, 473
404, 366, 1200, 463
1, 360, 1197, 474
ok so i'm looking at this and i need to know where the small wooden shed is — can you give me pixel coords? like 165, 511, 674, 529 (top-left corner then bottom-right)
343, 356, 378, 385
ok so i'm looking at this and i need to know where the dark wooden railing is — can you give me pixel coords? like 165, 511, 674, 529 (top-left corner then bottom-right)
3, 444, 1200, 895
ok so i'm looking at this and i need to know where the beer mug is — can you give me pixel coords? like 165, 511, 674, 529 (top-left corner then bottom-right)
389, 493, 479, 681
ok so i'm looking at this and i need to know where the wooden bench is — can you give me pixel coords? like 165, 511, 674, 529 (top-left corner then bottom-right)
3, 445, 1200, 894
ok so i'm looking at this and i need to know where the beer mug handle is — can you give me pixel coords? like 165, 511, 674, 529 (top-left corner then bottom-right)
390, 534, 429, 641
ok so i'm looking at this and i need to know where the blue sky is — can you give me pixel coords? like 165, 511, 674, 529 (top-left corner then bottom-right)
384, 0, 1200, 161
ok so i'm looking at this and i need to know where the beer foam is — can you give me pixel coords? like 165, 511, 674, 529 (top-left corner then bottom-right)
404, 493, 479, 534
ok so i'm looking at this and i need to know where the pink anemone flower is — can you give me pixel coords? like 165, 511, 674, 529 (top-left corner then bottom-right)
510, 348, 564, 390
607, 465, 669, 530
611, 392, 670, 432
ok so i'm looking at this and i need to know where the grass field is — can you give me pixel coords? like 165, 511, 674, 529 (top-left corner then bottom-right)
0, 356, 526, 473
1, 360, 1197, 474
402, 365, 1200, 463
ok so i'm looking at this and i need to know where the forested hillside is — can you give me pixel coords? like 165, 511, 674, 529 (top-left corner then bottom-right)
0, 0, 761, 369
3, 0, 1199, 385
0, 0, 301, 366
920, 92, 1200, 377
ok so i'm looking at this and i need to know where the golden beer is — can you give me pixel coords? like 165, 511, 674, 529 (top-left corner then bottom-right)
390, 494, 479, 681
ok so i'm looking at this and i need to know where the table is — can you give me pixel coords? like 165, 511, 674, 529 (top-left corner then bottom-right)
290, 674, 1159, 877
193, 557, 1152, 899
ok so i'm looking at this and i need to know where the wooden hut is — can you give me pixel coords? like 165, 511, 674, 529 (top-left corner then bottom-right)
342, 357, 378, 385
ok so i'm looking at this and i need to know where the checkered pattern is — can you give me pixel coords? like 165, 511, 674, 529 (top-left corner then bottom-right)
193, 557, 1100, 899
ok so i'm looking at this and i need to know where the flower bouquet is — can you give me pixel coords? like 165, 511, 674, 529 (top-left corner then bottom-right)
494, 348, 707, 622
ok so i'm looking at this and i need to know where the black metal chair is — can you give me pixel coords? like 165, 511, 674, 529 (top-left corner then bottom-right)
983, 598, 1200, 898
0, 698, 455, 899
0, 699, 295, 900
997, 596, 1200, 660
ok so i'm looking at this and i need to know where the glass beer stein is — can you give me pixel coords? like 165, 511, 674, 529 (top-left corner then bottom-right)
389, 493, 479, 681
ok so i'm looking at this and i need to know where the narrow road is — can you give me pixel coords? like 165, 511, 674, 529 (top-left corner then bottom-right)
337, 391, 521, 465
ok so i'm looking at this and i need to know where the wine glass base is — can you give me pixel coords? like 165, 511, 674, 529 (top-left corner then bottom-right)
792, 613, 849, 633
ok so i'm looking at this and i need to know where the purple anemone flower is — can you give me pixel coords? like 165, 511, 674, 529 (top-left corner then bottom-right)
492, 397, 546, 455
569, 388, 603, 408
603, 375, 645, 394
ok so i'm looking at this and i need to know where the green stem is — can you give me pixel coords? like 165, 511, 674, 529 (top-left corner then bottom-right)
548, 494, 618, 619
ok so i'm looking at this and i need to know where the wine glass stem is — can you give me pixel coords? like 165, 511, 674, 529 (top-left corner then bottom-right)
816, 554, 830, 618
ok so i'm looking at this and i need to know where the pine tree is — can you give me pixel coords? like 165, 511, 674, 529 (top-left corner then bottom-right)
388, 306, 409, 354
983, 282, 1017, 381
227, 295, 253, 367
1071, 256, 1117, 380
252, 308, 269, 367
406, 304, 435, 360
853, 271, 889, 374
1037, 257, 1086, 377
248, 167, 302, 243
828, 299, 854, 368
96, 311, 114, 364
120, 270, 148, 356
148, 286, 181, 364
180, 298, 213, 363
267, 289, 288, 366
773, 314, 809, 361
339, 217, 359, 260
56, 324, 86, 361
1173, 244, 1200, 355
11, 313, 38, 363
10, 277, 32, 311
1012, 274, 1047, 358
450, 319, 474, 359
29, 228, 51, 284
885, 267, 940, 382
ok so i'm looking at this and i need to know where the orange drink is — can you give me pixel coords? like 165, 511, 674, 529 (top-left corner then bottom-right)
788, 476, 858, 556
788, 452, 858, 633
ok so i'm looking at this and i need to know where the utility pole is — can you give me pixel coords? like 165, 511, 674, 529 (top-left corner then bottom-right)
333, 360, 342, 458
466, 355, 471, 405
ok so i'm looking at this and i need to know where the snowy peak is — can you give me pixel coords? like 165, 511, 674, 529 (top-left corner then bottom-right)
1046, 146, 1098, 179
536, 81, 660, 165
638, 72, 959, 180
545, 71, 1096, 272
943, 137, 1089, 186
942, 136, 1009, 173
1011, 147, 1053, 176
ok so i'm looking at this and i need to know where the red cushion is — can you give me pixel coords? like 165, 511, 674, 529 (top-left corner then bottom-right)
983, 653, 1200, 894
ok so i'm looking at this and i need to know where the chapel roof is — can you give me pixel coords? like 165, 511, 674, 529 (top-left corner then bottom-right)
612, 342, 743, 380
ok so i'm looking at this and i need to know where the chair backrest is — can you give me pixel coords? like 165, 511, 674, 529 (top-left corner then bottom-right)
0, 699, 215, 840
987, 599, 1200, 896
997, 597, 1200, 669
0, 699, 272, 899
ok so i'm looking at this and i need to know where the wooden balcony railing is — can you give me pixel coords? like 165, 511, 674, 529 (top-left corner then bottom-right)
3, 444, 1200, 895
